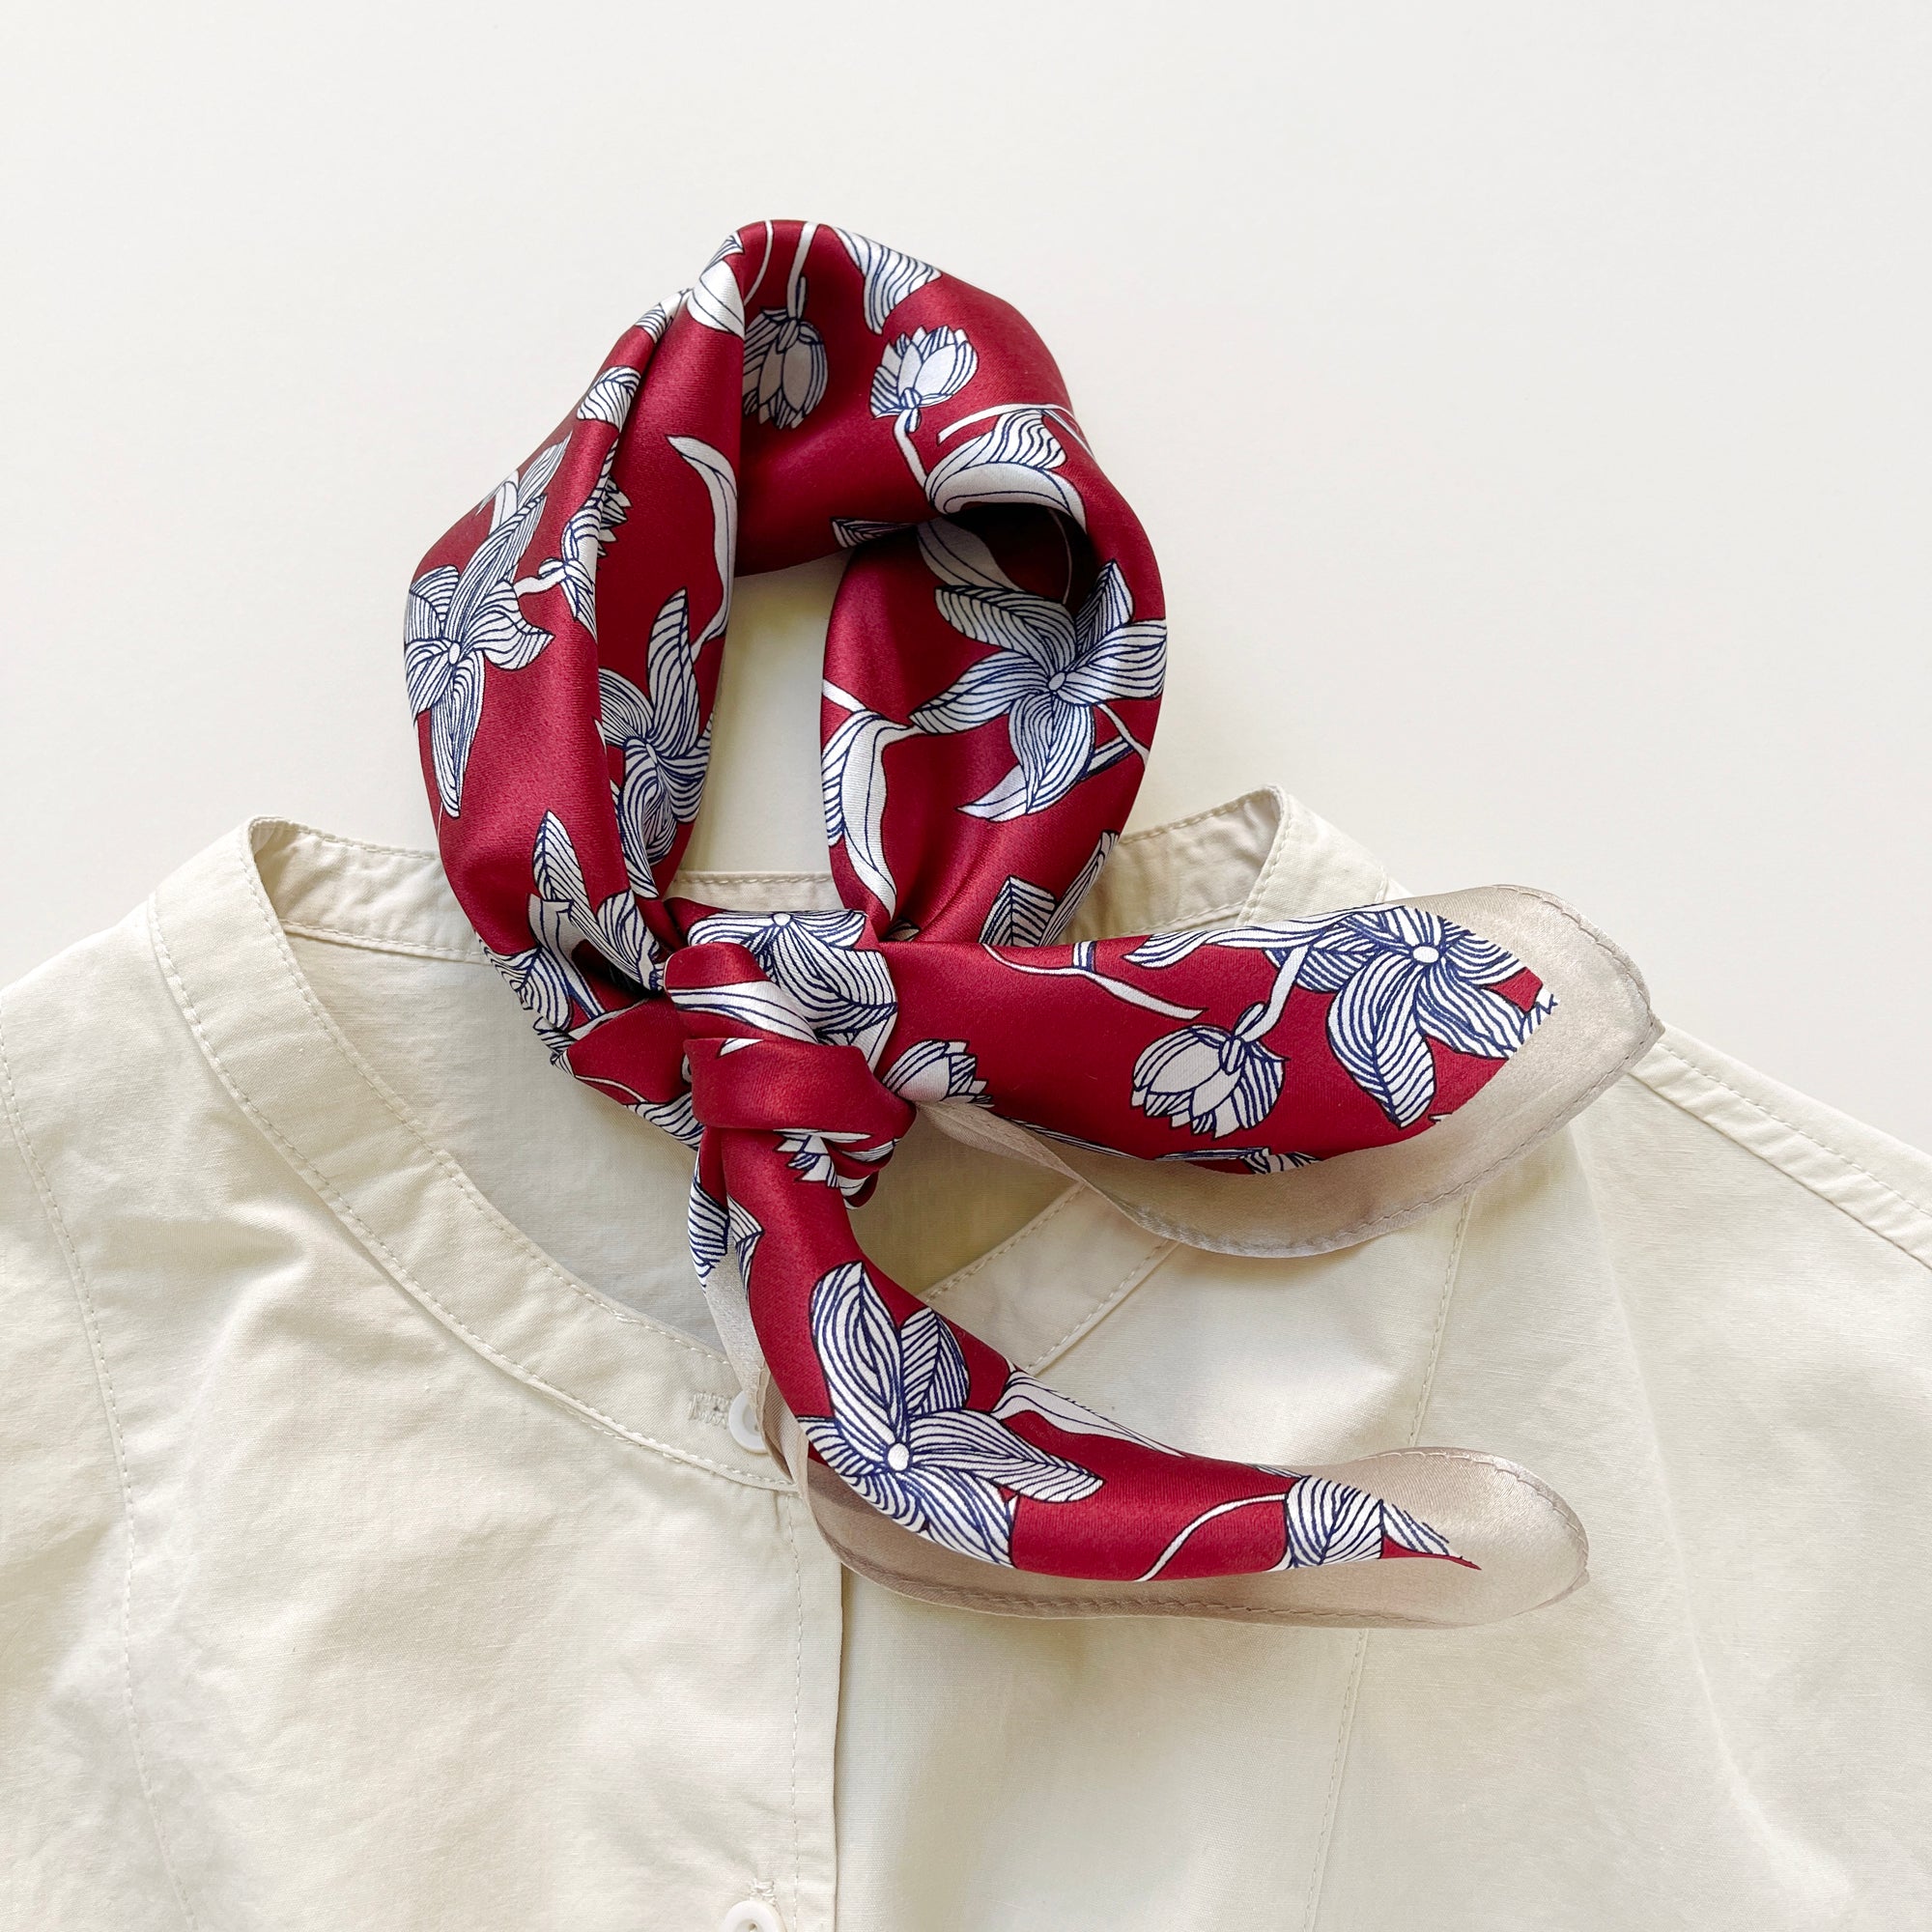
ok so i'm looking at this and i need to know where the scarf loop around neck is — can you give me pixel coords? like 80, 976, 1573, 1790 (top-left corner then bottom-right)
407, 220, 1655, 1625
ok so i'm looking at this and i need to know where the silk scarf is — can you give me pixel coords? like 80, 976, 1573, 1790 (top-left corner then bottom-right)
407, 221, 1655, 1624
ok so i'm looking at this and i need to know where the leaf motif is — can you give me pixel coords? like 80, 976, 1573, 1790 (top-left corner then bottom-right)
926, 409, 1086, 526
427, 651, 485, 816
1057, 620, 1167, 703
645, 587, 703, 756
668, 437, 738, 645
686, 254, 745, 336
1282, 1476, 1387, 1568
633, 298, 676, 340
990, 1370, 1175, 1454
932, 585, 1076, 670
1414, 973, 1537, 1061
687, 1179, 728, 1280
666, 978, 818, 1043
908, 1410, 1102, 1503
531, 810, 591, 922
832, 516, 909, 550
980, 875, 1060, 947
908, 650, 1044, 734
916, 516, 1021, 591
726, 1199, 764, 1284
1002, 689, 1094, 815
578, 363, 641, 425
822, 686, 914, 918
1046, 833, 1117, 943
834, 227, 941, 331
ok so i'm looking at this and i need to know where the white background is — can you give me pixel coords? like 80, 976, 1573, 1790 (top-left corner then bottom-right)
4, 5, 1928, 1148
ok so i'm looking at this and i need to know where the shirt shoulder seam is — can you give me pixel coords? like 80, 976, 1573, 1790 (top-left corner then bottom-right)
1629, 1037, 1932, 1267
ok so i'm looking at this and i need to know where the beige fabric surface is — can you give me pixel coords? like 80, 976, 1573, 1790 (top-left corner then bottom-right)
3, 792, 1927, 1929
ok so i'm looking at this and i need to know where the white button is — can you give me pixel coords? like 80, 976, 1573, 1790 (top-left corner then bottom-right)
718, 1901, 783, 1932
726, 1390, 768, 1456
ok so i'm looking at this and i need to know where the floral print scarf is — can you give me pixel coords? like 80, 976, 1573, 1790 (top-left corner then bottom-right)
406, 221, 1654, 1623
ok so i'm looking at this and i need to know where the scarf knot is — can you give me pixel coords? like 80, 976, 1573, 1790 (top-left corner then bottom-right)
410, 219, 1646, 1620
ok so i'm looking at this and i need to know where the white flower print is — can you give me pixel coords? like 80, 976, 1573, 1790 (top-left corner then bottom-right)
982, 939, 1203, 1018
1132, 1023, 1285, 1139
1122, 906, 1551, 1129
599, 587, 709, 893
490, 811, 662, 1064
911, 558, 1165, 821
1156, 1146, 1319, 1173
979, 833, 1118, 947
576, 363, 641, 426
796, 1263, 1101, 1567
831, 516, 911, 550
516, 446, 629, 639
744, 221, 828, 430
924, 406, 1087, 526
880, 1038, 986, 1106
686, 233, 745, 336
871, 326, 977, 431
1277, 1474, 1456, 1570
822, 683, 916, 918
1136, 1473, 1460, 1581
834, 227, 940, 332
1300, 907, 1550, 1126
776, 1130, 891, 1198
405, 439, 566, 815
687, 907, 898, 1065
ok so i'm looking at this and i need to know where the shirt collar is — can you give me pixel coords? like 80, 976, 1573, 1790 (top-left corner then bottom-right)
147, 788, 1371, 1485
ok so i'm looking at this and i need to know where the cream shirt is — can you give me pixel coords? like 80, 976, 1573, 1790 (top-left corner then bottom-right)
3, 791, 1928, 1930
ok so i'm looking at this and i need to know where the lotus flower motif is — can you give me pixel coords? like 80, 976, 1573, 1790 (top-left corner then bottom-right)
1131, 1023, 1286, 1139
744, 305, 828, 429
870, 326, 978, 430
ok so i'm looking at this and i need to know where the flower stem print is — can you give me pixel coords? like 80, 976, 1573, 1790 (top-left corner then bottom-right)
981, 941, 1203, 1019
1124, 909, 1552, 1129
1136, 1476, 1460, 1582
668, 436, 738, 647
871, 326, 979, 477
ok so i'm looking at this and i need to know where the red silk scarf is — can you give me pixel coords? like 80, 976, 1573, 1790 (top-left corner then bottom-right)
408, 221, 1567, 1587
